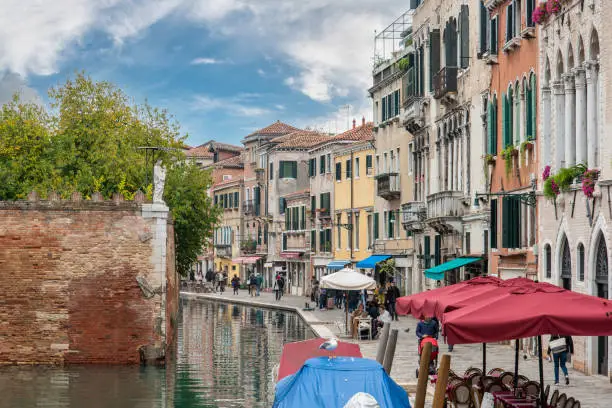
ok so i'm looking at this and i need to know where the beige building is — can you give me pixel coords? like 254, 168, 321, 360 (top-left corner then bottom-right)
369, 11, 415, 291
212, 177, 244, 279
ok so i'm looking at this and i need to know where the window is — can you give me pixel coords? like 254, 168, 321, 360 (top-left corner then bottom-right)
502, 196, 521, 249
387, 211, 394, 239
383, 153, 388, 173
375, 101, 379, 123
253, 186, 261, 216
479, 1, 488, 54
526, 0, 535, 28
502, 90, 514, 148
282, 233, 287, 251
320, 193, 330, 215
526, 74, 537, 140
434, 235, 441, 266
396, 148, 400, 172
424, 236, 431, 268
279, 197, 286, 214
308, 158, 316, 177
269, 162, 274, 180
366, 155, 373, 175
347, 213, 353, 250
326, 154, 331, 173
320, 228, 332, 253
487, 96, 498, 155
505, 4, 514, 42
429, 29, 441, 91
490, 199, 498, 249
257, 224, 262, 245
489, 16, 498, 55
578, 243, 585, 281
336, 214, 342, 249
383, 211, 388, 239
346, 159, 352, 179
444, 17, 458, 68
301, 206, 306, 230
228, 193, 233, 208
367, 214, 372, 249
279, 161, 297, 178
335, 162, 342, 181
355, 157, 360, 178
408, 144, 413, 174
311, 196, 316, 216
293, 207, 299, 230
234, 192, 239, 208
373, 213, 379, 241
214, 195, 218, 206
376, 156, 380, 175
459, 5, 470, 69
311, 230, 316, 251
320, 155, 326, 175
223, 175, 232, 181
544, 244, 552, 278
264, 225, 268, 244
465, 232, 471, 254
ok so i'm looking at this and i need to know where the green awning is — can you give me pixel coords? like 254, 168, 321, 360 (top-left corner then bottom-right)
424, 257, 482, 281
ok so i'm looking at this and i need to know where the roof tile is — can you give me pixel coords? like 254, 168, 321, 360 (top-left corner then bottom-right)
272, 130, 331, 149
334, 122, 374, 142
247, 121, 300, 138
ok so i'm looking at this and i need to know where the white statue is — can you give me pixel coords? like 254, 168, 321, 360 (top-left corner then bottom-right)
153, 160, 167, 204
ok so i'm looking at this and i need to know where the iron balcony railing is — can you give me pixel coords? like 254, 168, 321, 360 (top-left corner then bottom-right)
433, 66, 458, 99
375, 173, 401, 200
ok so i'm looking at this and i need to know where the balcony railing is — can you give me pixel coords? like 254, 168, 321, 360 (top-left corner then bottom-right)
243, 200, 254, 215
214, 244, 232, 258
256, 244, 267, 254
240, 240, 257, 254
375, 173, 401, 200
401, 201, 426, 232
433, 66, 458, 100
426, 190, 464, 233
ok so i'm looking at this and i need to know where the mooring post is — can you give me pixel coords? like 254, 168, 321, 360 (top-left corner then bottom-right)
376, 322, 391, 364
382, 329, 398, 374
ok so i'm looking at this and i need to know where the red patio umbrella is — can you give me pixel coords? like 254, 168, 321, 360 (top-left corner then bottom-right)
276, 338, 362, 382
442, 282, 612, 344
396, 276, 502, 319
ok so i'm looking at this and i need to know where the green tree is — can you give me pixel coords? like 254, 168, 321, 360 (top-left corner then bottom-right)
0, 73, 219, 276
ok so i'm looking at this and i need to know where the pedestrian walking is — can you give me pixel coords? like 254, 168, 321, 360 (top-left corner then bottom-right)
221, 272, 227, 293
311, 280, 319, 303
385, 280, 400, 321
255, 272, 262, 296
278, 274, 285, 298
548, 334, 574, 386
215, 271, 223, 292
319, 288, 327, 310
231, 274, 240, 295
274, 274, 282, 301
205, 269, 214, 283
416, 315, 439, 348
248, 272, 256, 297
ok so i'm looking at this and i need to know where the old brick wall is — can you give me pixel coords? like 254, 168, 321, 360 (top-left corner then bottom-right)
165, 220, 178, 356
0, 199, 175, 365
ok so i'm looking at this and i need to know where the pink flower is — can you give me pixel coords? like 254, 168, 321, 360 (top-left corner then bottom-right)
542, 165, 551, 181
532, 3, 548, 24
582, 169, 600, 198
546, 0, 561, 14
551, 180, 560, 196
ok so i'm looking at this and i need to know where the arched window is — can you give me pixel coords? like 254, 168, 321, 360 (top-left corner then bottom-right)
578, 243, 585, 281
528, 74, 537, 140
545, 244, 552, 278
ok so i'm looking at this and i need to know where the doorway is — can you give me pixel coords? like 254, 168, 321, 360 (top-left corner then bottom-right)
595, 234, 609, 376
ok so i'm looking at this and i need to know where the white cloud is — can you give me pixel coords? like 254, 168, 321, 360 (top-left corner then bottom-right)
192, 94, 278, 117
191, 57, 229, 65
0, 72, 41, 105
257, 68, 265, 77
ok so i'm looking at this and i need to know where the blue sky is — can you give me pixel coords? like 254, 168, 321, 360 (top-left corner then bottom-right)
0, 0, 405, 146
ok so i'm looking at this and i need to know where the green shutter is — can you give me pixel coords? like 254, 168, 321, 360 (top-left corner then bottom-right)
269, 162, 274, 180
279, 197, 286, 214
487, 100, 494, 155
254, 187, 261, 216
434, 235, 441, 266
502, 197, 510, 248
373, 213, 379, 240
493, 97, 498, 155
502, 92, 508, 148
366, 155, 372, 170
320, 155, 326, 174
279, 161, 285, 178
335, 162, 342, 180
530, 75, 537, 140
311, 196, 316, 214
424, 236, 431, 268
291, 161, 297, 178
301, 206, 305, 230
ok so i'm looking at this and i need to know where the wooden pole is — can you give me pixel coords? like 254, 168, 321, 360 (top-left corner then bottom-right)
383, 329, 399, 374
432, 354, 451, 408
414, 342, 432, 408
376, 322, 391, 364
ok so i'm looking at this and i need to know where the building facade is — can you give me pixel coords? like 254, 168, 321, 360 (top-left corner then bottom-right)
370, 12, 415, 289
537, 0, 608, 378
485, 0, 539, 284
282, 190, 312, 296
212, 177, 244, 279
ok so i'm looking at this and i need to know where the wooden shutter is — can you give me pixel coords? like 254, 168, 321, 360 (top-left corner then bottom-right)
502, 197, 510, 248
394, 90, 400, 116
479, 1, 488, 54
527, 0, 535, 27
311, 230, 316, 251
279, 161, 286, 178
336, 162, 341, 180
429, 29, 441, 92
490, 199, 498, 249
487, 100, 494, 155
434, 235, 441, 266
501, 93, 508, 148
291, 161, 297, 178
285, 208, 290, 229
381, 97, 387, 121
493, 97, 498, 155
311, 196, 316, 213
490, 17, 498, 55
346, 159, 351, 178
279, 197, 286, 214
424, 236, 431, 268
318, 230, 323, 252
301, 206, 305, 230
530, 75, 537, 139
234, 192, 239, 208
446, 18, 458, 67
320, 155, 325, 174
460, 5, 470, 68
254, 187, 260, 216
373, 213, 379, 240
366, 155, 372, 171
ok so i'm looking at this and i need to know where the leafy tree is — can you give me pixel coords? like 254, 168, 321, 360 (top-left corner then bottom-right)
0, 73, 218, 276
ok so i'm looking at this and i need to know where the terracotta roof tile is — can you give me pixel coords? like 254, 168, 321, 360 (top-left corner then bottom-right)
212, 177, 243, 189
185, 145, 214, 158
334, 122, 374, 142
246, 121, 300, 138
186, 140, 242, 157
208, 141, 243, 153
272, 130, 331, 149
212, 155, 243, 168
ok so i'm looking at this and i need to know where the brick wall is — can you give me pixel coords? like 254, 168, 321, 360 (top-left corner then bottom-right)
0, 197, 177, 365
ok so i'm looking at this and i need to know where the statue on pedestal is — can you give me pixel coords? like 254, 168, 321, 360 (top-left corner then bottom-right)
153, 160, 167, 204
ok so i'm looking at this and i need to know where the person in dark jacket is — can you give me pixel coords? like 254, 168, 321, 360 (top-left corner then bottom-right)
548, 335, 574, 385
385, 281, 401, 321
416, 315, 439, 347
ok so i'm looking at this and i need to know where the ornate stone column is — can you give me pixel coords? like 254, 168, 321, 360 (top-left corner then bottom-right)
563, 74, 576, 168
541, 86, 552, 168
552, 81, 565, 169
574, 67, 587, 166
585, 60, 599, 167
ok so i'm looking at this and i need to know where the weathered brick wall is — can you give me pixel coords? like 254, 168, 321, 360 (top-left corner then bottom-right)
165, 221, 178, 356
0, 198, 176, 365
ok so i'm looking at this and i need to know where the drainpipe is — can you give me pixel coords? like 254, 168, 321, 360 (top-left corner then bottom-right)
350, 149, 354, 262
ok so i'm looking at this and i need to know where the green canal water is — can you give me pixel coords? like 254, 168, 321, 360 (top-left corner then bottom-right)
0, 298, 315, 407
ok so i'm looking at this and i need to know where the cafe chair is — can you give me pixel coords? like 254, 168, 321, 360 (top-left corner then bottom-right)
481, 376, 496, 389
484, 380, 504, 394
471, 388, 482, 408
522, 381, 541, 398
572, 401, 580, 408
465, 372, 482, 389
556, 393, 567, 407
464, 367, 482, 377
486, 367, 504, 377
499, 372, 515, 389
517, 375, 530, 386
544, 384, 550, 402
549, 389, 559, 407
450, 383, 472, 408
564, 397, 575, 408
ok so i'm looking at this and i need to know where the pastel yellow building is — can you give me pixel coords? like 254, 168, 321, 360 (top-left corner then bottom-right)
333, 140, 375, 268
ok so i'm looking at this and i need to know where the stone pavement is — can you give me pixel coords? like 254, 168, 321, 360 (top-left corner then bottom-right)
181, 288, 612, 407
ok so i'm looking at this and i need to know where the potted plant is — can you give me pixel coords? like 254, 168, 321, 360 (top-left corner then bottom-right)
519, 140, 534, 167
581, 169, 600, 198
532, 3, 549, 25
397, 58, 410, 72
501, 145, 518, 177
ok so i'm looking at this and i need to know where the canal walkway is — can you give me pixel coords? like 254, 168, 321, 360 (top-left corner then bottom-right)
181, 289, 612, 407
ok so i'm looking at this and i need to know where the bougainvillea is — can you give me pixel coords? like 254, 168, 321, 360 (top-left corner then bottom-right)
582, 169, 599, 198
532, 3, 548, 24
542, 165, 551, 181
546, 0, 562, 14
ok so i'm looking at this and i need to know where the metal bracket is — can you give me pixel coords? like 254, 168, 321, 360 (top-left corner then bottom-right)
475, 181, 537, 208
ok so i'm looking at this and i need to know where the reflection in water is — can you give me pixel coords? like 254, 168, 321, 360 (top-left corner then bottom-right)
0, 298, 314, 408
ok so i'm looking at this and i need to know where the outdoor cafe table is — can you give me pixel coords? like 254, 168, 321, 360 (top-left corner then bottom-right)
492, 391, 540, 408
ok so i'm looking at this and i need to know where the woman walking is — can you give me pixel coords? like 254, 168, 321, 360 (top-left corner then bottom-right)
231, 274, 240, 295
548, 334, 574, 386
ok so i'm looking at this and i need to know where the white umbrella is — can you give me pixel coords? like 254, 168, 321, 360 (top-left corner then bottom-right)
320, 268, 376, 291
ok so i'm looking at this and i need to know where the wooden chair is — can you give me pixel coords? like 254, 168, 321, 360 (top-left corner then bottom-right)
464, 367, 483, 377
484, 380, 504, 394
517, 375, 530, 386
480, 376, 496, 390
471, 388, 482, 408
487, 367, 504, 377
572, 401, 580, 408
544, 384, 550, 402
564, 397, 575, 408
549, 389, 559, 407
450, 383, 472, 408
499, 372, 515, 390
465, 372, 482, 389
556, 393, 567, 408
522, 381, 540, 398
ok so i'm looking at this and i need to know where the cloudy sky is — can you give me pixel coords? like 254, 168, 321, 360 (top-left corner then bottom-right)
0, 0, 406, 146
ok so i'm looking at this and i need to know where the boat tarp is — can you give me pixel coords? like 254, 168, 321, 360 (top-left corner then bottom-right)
273, 357, 411, 408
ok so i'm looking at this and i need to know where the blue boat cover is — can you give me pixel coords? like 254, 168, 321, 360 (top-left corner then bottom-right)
355, 255, 391, 269
424, 257, 482, 281
327, 260, 350, 270
273, 357, 411, 408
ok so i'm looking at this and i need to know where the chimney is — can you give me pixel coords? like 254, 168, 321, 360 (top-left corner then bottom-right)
362, 117, 366, 126
352, 119, 356, 129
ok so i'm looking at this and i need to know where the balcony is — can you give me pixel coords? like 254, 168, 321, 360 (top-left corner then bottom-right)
426, 190, 465, 233
240, 239, 257, 255
256, 244, 268, 255
243, 200, 254, 215
433, 66, 458, 101
401, 201, 426, 232
214, 244, 232, 258
375, 173, 401, 200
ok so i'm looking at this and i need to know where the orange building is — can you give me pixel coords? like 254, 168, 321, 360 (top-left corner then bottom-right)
483, 0, 538, 279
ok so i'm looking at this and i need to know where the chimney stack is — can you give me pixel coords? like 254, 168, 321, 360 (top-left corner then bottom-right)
362, 117, 366, 126
352, 119, 356, 129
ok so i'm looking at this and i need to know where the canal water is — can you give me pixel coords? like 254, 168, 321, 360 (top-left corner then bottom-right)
0, 298, 315, 407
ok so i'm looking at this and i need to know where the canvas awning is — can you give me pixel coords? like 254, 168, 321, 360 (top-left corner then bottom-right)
424, 257, 481, 280
327, 260, 350, 270
232, 256, 261, 264
281, 251, 303, 259
355, 255, 391, 269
